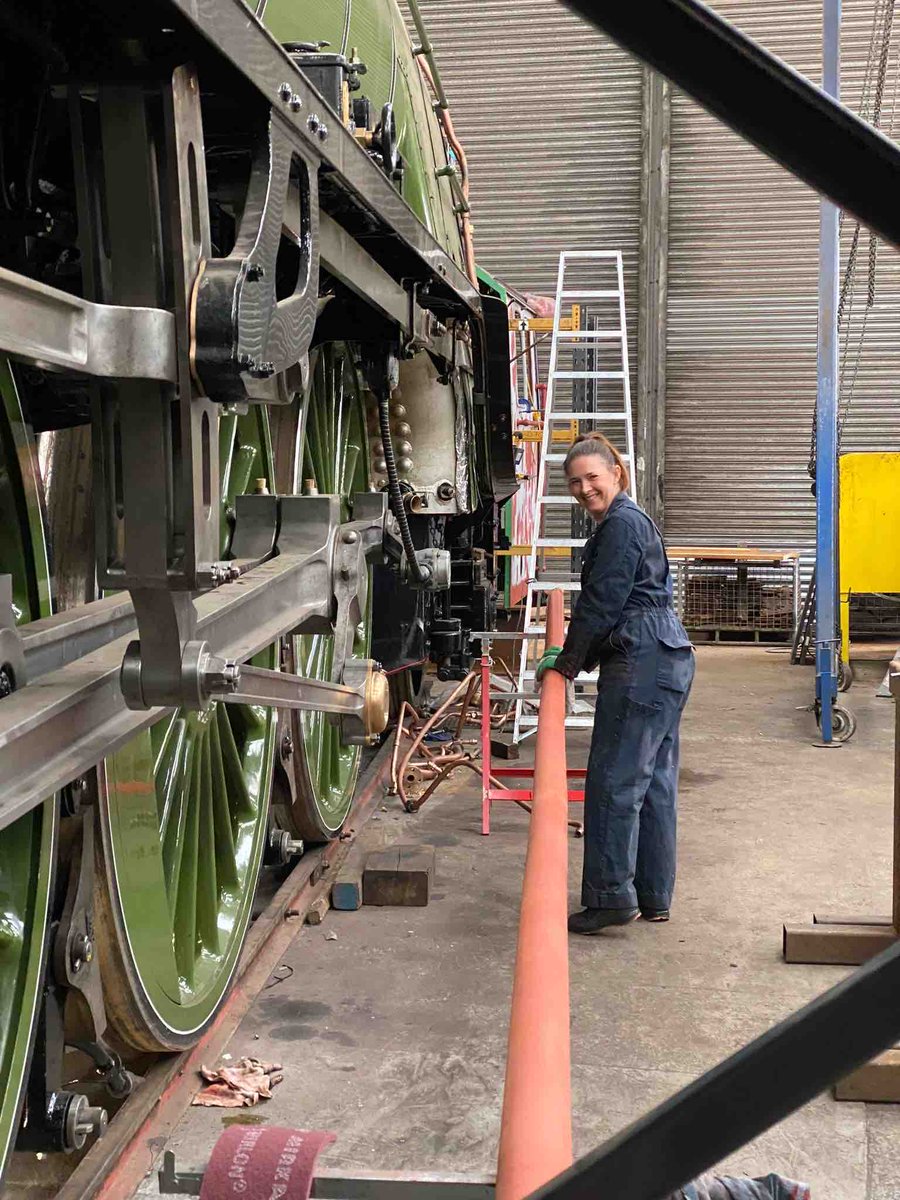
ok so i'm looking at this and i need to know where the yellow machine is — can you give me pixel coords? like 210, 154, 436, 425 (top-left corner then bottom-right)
838, 452, 900, 675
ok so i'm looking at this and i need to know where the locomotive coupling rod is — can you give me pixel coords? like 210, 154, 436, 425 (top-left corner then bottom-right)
212, 661, 389, 746
0, 265, 176, 381
0, 498, 387, 833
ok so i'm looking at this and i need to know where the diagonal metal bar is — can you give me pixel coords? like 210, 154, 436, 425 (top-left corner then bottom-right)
561, 0, 900, 250
531, 938, 900, 1200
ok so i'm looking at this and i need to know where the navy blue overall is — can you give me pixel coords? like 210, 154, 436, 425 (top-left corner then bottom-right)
555, 492, 694, 912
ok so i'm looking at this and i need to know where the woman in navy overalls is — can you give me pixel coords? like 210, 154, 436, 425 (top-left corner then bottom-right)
537, 434, 695, 935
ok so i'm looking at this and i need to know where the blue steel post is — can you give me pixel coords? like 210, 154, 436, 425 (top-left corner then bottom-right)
815, 0, 841, 743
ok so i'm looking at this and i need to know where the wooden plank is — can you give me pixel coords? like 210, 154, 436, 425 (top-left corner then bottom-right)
834, 1049, 900, 1101
667, 545, 801, 562
783, 923, 898, 965
491, 736, 520, 761
331, 846, 366, 911
364, 844, 435, 907
305, 894, 330, 925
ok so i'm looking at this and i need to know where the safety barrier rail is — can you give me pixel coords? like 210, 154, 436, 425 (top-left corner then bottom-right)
495, 590, 573, 1200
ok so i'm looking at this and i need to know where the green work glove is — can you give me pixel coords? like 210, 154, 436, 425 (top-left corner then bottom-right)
535, 645, 564, 684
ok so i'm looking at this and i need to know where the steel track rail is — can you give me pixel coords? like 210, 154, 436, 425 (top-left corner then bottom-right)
47, 738, 394, 1200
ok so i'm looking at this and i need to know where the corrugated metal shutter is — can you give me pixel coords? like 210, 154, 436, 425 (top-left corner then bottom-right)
410, 0, 900, 559
406, 0, 643, 546
666, 0, 900, 552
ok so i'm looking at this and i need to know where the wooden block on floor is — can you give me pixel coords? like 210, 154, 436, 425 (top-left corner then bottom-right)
782, 923, 898, 965
490, 736, 519, 760
305, 895, 330, 925
363, 844, 435, 907
835, 1050, 900, 1101
332, 848, 366, 911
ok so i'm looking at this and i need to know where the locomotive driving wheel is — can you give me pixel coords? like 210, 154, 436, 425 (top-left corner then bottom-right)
275, 342, 374, 842
0, 361, 55, 1178
96, 409, 278, 1052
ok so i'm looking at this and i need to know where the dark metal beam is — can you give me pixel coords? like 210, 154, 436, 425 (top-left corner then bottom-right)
532, 938, 900, 1200
636, 68, 670, 528
561, 0, 900, 250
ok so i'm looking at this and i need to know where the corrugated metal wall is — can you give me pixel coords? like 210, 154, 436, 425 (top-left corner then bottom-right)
412, 0, 900, 552
666, 0, 900, 550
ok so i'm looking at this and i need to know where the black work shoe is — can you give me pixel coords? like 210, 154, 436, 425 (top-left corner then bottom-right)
567, 906, 639, 935
640, 907, 670, 922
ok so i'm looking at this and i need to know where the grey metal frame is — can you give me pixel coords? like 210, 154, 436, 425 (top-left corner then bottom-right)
0, 495, 384, 834
0, 269, 176, 382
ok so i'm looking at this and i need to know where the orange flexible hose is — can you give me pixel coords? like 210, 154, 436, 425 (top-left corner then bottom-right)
495, 590, 573, 1199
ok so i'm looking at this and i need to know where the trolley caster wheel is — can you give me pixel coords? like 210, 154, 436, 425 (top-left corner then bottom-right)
837, 660, 854, 692
817, 704, 857, 742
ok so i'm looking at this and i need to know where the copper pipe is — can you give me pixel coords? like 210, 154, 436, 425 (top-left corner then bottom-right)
389, 701, 423, 795
396, 673, 477, 810
455, 673, 479, 740
495, 591, 573, 1199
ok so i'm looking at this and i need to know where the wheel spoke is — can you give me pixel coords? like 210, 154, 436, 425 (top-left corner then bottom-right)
218, 708, 255, 825
156, 715, 189, 844
162, 721, 198, 911
195, 731, 219, 955
209, 713, 238, 890
173, 720, 204, 986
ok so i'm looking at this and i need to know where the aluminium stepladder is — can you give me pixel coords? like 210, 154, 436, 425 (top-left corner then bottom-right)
513, 249, 636, 741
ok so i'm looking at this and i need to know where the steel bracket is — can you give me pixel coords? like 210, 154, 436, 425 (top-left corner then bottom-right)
194, 115, 319, 405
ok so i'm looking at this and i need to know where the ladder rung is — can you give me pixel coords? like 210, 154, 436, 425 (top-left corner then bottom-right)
535, 538, 588, 548
555, 330, 623, 339
560, 250, 621, 260
548, 409, 628, 419
520, 715, 594, 728
559, 290, 619, 298
531, 579, 582, 590
539, 496, 579, 505
522, 670, 595, 683
551, 371, 625, 380
544, 451, 631, 463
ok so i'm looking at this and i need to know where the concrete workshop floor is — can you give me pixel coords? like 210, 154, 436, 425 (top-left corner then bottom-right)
142, 647, 900, 1199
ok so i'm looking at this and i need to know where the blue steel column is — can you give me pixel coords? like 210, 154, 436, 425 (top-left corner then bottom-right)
815, 0, 840, 743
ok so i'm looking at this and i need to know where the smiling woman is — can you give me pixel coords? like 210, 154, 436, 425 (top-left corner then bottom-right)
537, 431, 695, 937
563, 433, 631, 521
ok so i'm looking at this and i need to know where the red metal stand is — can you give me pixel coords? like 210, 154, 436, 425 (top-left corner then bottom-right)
479, 644, 584, 836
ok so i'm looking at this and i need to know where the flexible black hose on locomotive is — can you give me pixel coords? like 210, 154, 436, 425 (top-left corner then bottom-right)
378, 393, 428, 586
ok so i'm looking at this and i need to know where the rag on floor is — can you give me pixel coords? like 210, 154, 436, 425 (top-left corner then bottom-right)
674, 1174, 811, 1200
